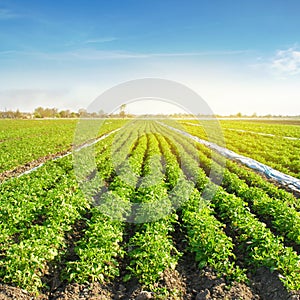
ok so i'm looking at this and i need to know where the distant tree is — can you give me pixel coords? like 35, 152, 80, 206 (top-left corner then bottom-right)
59, 110, 71, 118
78, 108, 88, 117
70, 112, 78, 118
34, 107, 44, 118
98, 109, 106, 117
5, 110, 15, 118
91, 112, 98, 118
14, 109, 22, 118
44, 108, 57, 118
120, 104, 126, 118
33, 107, 57, 118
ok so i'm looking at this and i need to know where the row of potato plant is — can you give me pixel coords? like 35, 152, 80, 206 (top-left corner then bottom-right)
212, 187, 300, 291
0, 122, 127, 293
0, 172, 90, 293
125, 129, 180, 287
65, 122, 148, 283
193, 140, 299, 208
157, 122, 300, 291
183, 134, 300, 248
154, 130, 247, 282
159, 122, 300, 247
0, 128, 121, 248
0, 160, 69, 246
0, 119, 128, 173
180, 121, 300, 179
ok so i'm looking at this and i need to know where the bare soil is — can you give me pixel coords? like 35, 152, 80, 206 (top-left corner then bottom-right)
1, 262, 299, 300
0, 150, 70, 182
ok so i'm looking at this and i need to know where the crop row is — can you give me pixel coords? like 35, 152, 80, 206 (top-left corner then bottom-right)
1, 120, 299, 295
156, 122, 300, 290
170, 129, 300, 248
0, 121, 134, 293
0, 119, 128, 174
219, 120, 300, 139
126, 127, 179, 287
65, 122, 148, 283
179, 120, 300, 178
0, 128, 122, 247
154, 131, 247, 282
0, 174, 90, 292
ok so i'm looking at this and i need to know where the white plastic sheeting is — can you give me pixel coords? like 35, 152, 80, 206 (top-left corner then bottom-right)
19, 150, 71, 177
226, 128, 300, 141
163, 123, 300, 193
183, 121, 300, 141
16, 129, 121, 179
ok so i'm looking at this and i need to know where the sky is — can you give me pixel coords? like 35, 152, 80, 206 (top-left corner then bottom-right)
0, 0, 300, 115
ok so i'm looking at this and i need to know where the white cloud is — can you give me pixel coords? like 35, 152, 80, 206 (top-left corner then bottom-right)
249, 47, 300, 78
271, 47, 300, 76
67, 49, 249, 60
0, 48, 250, 62
84, 37, 117, 44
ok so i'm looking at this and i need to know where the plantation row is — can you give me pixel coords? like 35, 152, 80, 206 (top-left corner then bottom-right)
220, 120, 300, 139
157, 122, 300, 245
0, 119, 127, 174
178, 120, 300, 178
0, 120, 300, 297
156, 122, 300, 290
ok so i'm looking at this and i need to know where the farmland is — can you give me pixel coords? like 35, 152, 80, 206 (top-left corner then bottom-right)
0, 118, 300, 299
0, 119, 127, 179
0, 119, 77, 174
178, 119, 300, 179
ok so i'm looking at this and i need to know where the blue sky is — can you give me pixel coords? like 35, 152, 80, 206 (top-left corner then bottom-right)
0, 0, 300, 115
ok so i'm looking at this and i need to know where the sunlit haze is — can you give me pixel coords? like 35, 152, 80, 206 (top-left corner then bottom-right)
0, 1, 300, 115
115, 99, 187, 115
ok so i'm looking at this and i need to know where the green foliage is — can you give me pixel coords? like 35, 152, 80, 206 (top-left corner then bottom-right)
126, 219, 180, 286
181, 120, 300, 179
1, 119, 300, 295
0, 119, 127, 174
213, 188, 300, 291
65, 211, 125, 283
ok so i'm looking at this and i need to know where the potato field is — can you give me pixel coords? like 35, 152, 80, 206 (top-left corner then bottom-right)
0, 119, 299, 300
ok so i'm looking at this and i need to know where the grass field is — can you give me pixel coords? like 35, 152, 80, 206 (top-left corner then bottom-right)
0, 118, 299, 299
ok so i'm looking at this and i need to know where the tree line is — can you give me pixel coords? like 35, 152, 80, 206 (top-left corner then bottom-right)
0, 107, 110, 119
0, 107, 298, 119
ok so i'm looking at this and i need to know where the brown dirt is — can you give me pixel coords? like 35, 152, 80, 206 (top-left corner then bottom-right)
0, 150, 70, 182
250, 267, 300, 300
50, 282, 112, 299
175, 256, 260, 300
0, 284, 47, 300
1, 263, 300, 300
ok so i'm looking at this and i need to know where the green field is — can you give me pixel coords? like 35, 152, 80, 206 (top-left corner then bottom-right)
0, 119, 299, 299
178, 119, 300, 179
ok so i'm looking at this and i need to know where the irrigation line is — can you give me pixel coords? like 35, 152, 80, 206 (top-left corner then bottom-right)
182, 122, 300, 141
3, 129, 121, 181
159, 122, 300, 193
